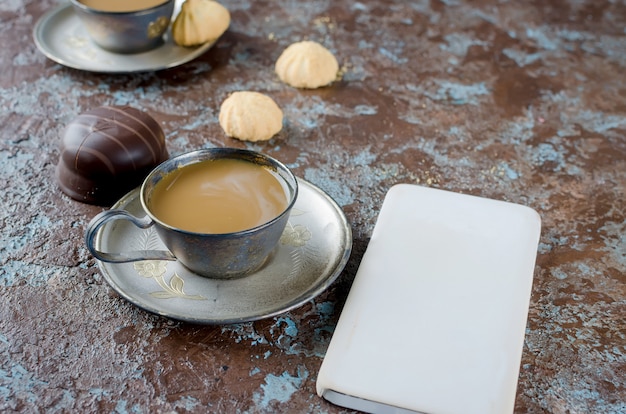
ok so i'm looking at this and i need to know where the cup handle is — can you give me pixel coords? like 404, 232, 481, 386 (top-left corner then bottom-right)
85, 209, 177, 263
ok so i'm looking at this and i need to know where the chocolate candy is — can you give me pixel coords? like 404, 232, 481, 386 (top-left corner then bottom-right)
56, 105, 169, 205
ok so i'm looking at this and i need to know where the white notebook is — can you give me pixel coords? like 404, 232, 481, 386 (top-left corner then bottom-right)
316, 184, 541, 414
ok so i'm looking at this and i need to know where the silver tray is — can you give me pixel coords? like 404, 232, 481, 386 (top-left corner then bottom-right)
33, 2, 216, 73
94, 178, 352, 324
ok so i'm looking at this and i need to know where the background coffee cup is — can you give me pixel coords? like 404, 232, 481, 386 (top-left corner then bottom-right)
85, 148, 299, 278
70, 0, 175, 54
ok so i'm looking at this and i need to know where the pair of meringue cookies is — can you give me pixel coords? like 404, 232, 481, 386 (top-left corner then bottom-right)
172, 0, 339, 91
173, 1, 339, 142
220, 40, 340, 142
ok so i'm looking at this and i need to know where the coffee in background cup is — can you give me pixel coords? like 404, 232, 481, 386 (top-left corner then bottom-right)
77, 0, 171, 13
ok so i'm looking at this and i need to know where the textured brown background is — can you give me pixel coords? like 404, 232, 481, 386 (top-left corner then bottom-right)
1, 0, 625, 412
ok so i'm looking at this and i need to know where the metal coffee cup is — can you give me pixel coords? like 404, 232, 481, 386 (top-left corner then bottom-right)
85, 148, 298, 278
70, 0, 175, 54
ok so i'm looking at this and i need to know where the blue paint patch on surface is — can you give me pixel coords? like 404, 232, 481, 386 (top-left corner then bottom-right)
498, 116, 536, 145
577, 111, 626, 133
169, 134, 192, 148
358, 39, 374, 50
605, 347, 625, 364
351, 2, 368, 12
378, 47, 408, 64
407, 0, 432, 15
13, 48, 40, 66
564, 163, 583, 177
89, 388, 111, 398
350, 147, 378, 166
0, 262, 65, 288
1, 213, 53, 256
531, 143, 565, 171
503, 48, 545, 67
303, 167, 355, 206
557, 29, 588, 42
2, 74, 92, 118
573, 262, 596, 276
539, 234, 570, 254
400, 111, 427, 125
425, 80, 489, 105
440, 33, 488, 57
447, 126, 464, 139
499, 162, 520, 180
180, 116, 215, 131
354, 105, 378, 116
316, 301, 334, 317
221, 324, 268, 346
440, 0, 461, 6
598, 221, 626, 265
470, 8, 498, 25
580, 34, 626, 63
0, 150, 34, 175
250, 367, 261, 376
115, 400, 129, 414
551, 268, 568, 280
173, 395, 201, 412
0, 363, 50, 405
550, 376, 625, 413
526, 27, 558, 50
253, 366, 309, 408
284, 95, 339, 129
276, 317, 298, 337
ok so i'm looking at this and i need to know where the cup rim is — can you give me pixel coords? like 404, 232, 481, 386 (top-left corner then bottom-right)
140, 148, 299, 236
70, 0, 174, 15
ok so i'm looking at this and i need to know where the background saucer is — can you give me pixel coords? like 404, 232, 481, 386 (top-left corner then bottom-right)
94, 178, 352, 324
33, 2, 216, 73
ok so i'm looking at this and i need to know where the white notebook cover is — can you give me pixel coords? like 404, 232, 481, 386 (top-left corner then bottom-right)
316, 184, 541, 414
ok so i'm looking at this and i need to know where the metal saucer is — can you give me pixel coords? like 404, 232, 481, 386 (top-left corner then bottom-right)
94, 178, 352, 324
33, 2, 216, 73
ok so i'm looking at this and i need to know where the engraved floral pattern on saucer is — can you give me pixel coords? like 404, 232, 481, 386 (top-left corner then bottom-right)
94, 178, 352, 324
33, 2, 216, 73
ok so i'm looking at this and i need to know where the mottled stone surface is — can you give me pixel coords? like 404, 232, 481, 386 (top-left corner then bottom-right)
1, 0, 625, 413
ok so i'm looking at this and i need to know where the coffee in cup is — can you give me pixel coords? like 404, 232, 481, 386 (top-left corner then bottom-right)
148, 157, 288, 234
85, 148, 298, 278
